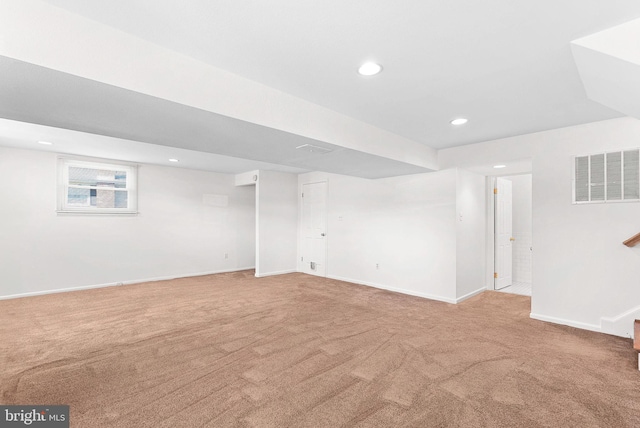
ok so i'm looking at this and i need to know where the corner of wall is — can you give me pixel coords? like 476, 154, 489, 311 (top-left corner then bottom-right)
601, 306, 640, 338
455, 168, 487, 300
455, 287, 486, 303
235, 170, 259, 186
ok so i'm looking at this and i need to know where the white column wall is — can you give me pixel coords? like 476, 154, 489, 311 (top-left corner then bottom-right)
255, 171, 298, 277
456, 169, 487, 300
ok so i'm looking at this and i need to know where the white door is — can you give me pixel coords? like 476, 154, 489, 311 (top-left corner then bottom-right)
495, 178, 513, 290
301, 182, 327, 276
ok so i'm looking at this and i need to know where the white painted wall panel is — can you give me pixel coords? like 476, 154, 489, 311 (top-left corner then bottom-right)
456, 169, 487, 299
0, 147, 256, 298
256, 170, 298, 276
299, 170, 458, 303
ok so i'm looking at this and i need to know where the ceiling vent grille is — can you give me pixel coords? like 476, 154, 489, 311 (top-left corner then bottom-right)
574, 149, 640, 203
295, 144, 333, 154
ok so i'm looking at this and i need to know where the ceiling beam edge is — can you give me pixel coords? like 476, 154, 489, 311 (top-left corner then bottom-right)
0, 0, 438, 171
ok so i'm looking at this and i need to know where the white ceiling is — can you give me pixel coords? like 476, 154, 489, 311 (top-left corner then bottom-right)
39, 0, 640, 149
571, 18, 640, 121
0, 0, 640, 178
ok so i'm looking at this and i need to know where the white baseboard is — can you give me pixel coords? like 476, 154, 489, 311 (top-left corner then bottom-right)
601, 305, 640, 338
455, 287, 486, 303
0, 281, 124, 301
254, 269, 297, 278
529, 312, 602, 333
327, 274, 457, 304
0, 266, 256, 301
530, 306, 640, 339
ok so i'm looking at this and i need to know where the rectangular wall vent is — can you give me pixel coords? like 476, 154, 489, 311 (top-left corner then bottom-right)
574, 149, 640, 203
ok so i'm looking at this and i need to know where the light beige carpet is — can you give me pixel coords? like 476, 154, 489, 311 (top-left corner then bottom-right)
1, 271, 639, 427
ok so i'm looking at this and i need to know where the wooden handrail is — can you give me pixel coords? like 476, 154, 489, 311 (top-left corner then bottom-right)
623, 233, 640, 247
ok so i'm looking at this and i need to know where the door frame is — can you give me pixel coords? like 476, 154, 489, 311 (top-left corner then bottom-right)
486, 176, 497, 290
297, 179, 328, 276
485, 174, 533, 292
494, 177, 513, 290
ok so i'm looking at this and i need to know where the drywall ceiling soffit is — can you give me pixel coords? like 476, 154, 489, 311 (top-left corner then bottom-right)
462, 159, 533, 177
0, 0, 437, 172
571, 18, 640, 120
0, 118, 309, 175
0, 57, 432, 178
37, 0, 640, 148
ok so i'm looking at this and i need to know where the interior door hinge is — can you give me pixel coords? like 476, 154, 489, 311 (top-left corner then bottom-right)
302, 193, 304, 198
494, 272, 498, 278
493, 188, 498, 194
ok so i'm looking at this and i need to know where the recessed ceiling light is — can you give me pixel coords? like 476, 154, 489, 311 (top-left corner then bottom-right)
37, 141, 53, 145
450, 118, 468, 126
358, 62, 382, 76
493, 165, 506, 169
168, 158, 179, 162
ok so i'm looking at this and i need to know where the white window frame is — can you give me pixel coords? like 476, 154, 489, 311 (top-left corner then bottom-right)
572, 149, 640, 204
57, 157, 138, 214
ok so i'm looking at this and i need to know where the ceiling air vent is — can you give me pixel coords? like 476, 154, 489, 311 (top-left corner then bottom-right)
296, 144, 333, 154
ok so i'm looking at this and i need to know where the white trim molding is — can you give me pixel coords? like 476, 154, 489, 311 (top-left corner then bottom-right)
327, 274, 458, 304
455, 287, 486, 303
601, 306, 640, 338
254, 269, 297, 278
0, 266, 256, 301
530, 312, 602, 333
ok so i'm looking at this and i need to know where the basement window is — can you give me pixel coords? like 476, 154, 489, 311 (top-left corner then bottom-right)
574, 150, 640, 203
57, 158, 138, 214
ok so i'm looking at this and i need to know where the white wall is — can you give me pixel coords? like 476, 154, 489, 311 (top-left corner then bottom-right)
255, 170, 298, 277
440, 117, 640, 335
299, 170, 461, 303
533, 130, 640, 332
0, 147, 256, 298
504, 174, 532, 284
456, 169, 487, 299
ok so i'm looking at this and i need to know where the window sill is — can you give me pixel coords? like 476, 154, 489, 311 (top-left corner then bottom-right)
56, 210, 139, 216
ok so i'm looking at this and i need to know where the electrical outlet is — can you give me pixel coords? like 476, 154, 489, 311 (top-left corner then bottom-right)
224, 253, 229, 259
376, 263, 379, 270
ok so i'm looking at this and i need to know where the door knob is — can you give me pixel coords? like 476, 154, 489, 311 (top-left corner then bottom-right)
321, 233, 326, 236
510, 237, 515, 241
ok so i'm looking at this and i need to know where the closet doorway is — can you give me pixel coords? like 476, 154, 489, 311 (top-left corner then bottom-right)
494, 174, 532, 296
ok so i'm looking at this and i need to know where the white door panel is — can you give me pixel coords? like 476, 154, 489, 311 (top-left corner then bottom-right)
301, 182, 327, 276
495, 178, 513, 290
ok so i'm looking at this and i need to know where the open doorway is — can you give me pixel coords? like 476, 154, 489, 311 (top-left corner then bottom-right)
493, 174, 532, 296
